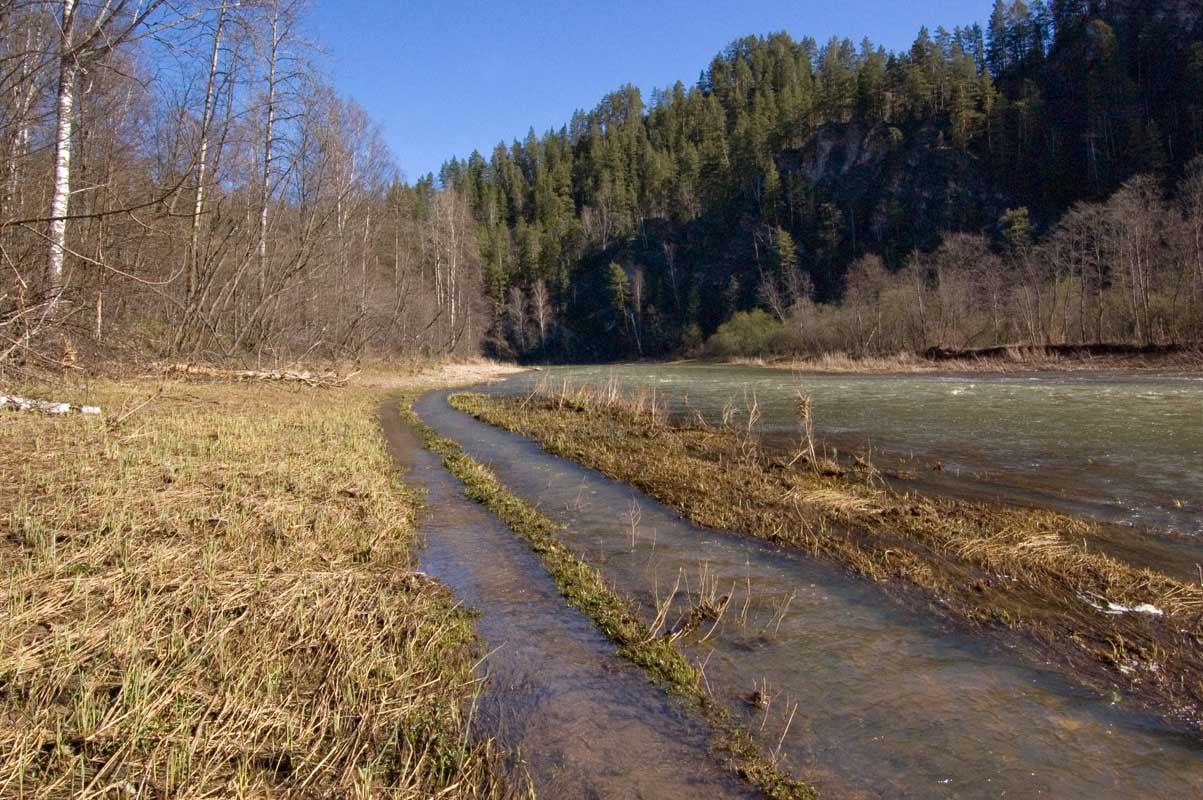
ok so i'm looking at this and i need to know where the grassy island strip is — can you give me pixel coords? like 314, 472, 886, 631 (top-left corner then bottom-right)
449, 387, 1203, 734
398, 398, 816, 800
0, 377, 512, 798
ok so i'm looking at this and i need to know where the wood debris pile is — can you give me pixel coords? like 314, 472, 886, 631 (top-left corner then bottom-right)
0, 395, 101, 415
160, 363, 357, 387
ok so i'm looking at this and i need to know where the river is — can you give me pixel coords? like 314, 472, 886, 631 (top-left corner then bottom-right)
411, 385, 1203, 798
502, 364, 1203, 540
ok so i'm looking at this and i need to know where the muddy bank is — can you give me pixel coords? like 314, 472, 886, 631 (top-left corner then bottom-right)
379, 401, 755, 798
415, 390, 1203, 799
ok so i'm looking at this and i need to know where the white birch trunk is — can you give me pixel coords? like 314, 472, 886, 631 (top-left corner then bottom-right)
47, 0, 78, 315
258, 2, 281, 304
189, 2, 228, 305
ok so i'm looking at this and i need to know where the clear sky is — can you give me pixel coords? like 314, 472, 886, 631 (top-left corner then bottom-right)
310, 1, 995, 182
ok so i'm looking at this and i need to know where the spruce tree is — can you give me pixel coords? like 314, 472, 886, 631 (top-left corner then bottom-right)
987, 0, 1009, 75
774, 226, 799, 277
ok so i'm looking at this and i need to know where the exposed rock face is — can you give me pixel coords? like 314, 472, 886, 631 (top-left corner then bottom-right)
781, 122, 1006, 256
794, 123, 890, 184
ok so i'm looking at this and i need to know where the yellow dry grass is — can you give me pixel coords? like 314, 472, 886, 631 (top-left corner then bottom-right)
710, 347, 1203, 374
0, 376, 512, 798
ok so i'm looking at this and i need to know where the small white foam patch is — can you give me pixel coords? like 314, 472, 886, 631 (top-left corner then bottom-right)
1081, 594, 1165, 617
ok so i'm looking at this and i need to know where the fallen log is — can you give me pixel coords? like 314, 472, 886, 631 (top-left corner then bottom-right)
0, 394, 101, 415
159, 363, 358, 387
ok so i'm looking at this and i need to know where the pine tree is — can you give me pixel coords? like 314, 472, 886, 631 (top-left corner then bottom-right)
1050, 0, 1087, 38
1188, 44, 1203, 152
1000, 207, 1033, 250
607, 262, 629, 313
723, 275, 742, 316
1005, 1, 1032, 67
855, 43, 888, 122
761, 161, 782, 222
774, 226, 798, 277
1029, 0, 1052, 59
987, 0, 1009, 75
1132, 121, 1168, 177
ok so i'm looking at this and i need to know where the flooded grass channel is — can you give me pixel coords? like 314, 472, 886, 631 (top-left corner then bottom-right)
412, 388, 1203, 799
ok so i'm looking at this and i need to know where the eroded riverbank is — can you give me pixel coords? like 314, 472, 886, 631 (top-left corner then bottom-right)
416, 388, 1203, 798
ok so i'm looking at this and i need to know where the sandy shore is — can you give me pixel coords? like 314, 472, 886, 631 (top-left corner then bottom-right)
356, 358, 530, 390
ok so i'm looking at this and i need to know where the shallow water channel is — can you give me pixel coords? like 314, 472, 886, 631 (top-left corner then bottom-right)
380, 403, 754, 798
502, 364, 1203, 539
413, 389, 1203, 799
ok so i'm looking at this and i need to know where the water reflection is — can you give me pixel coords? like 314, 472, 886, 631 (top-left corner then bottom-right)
380, 402, 756, 798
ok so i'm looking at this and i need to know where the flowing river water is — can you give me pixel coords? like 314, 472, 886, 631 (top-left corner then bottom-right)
403, 376, 1203, 799
503, 364, 1203, 572
380, 403, 755, 798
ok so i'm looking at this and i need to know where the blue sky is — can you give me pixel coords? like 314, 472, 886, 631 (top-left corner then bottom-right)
310, 1, 994, 181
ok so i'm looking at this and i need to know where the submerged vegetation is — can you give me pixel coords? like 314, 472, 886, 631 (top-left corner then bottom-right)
451, 383, 1203, 733
0, 378, 513, 797
399, 398, 816, 800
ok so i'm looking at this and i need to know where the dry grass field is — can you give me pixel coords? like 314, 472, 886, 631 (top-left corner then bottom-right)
0, 364, 522, 798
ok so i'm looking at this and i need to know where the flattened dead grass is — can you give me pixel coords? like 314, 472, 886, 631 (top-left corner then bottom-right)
0, 379, 510, 798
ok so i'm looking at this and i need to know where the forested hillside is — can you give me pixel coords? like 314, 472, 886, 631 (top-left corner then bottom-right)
440, 0, 1203, 360
3, 1, 1201, 369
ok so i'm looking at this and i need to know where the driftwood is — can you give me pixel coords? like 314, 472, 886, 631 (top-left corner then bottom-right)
160, 363, 358, 388
924, 343, 1199, 362
0, 394, 101, 415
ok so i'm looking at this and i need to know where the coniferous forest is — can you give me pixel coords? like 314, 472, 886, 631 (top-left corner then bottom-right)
2, 1, 1202, 366
438, 0, 1203, 361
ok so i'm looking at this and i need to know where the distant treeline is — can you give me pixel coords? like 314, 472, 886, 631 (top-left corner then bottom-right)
435, 0, 1203, 361
5, 2, 1201, 370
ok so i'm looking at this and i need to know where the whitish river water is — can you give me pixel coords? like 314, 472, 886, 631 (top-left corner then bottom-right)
502, 364, 1203, 539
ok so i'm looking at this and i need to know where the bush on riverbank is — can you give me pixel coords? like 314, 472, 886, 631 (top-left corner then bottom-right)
704, 310, 792, 358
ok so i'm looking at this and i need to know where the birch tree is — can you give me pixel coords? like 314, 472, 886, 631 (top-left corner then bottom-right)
179, 0, 230, 349
45, 0, 172, 320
